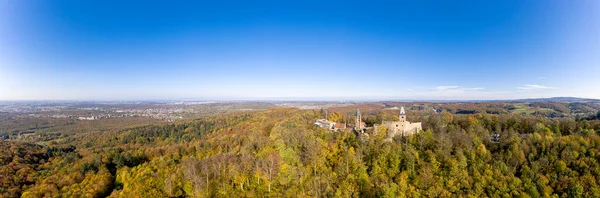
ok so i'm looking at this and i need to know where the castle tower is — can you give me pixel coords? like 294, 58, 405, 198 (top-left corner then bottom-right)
399, 107, 406, 135
355, 109, 362, 132
380, 106, 422, 139
399, 106, 406, 122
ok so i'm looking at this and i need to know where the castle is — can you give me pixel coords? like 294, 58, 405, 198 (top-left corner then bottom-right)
315, 106, 421, 138
376, 107, 422, 138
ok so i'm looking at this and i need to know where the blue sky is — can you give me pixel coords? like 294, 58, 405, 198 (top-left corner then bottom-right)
1, 0, 599, 100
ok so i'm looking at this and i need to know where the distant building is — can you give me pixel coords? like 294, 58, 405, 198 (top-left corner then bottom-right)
334, 123, 347, 130
491, 133, 500, 143
78, 116, 96, 120
315, 119, 335, 129
314, 119, 347, 131
375, 107, 422, 139
314, 109, 346, 131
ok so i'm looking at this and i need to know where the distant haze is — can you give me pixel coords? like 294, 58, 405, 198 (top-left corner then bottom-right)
1, 1, 599, 100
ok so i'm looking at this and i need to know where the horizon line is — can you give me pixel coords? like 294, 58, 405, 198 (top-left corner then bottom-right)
0, 96, 598, 103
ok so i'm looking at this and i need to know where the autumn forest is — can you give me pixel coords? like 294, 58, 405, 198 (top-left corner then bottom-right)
2, 101, 600, 197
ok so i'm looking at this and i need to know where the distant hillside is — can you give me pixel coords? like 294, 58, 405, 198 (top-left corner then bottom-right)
515, 97, 600, 103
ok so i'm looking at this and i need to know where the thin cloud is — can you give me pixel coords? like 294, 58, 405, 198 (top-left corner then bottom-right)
414, 86, 491, 99
537, 77, 547, 80
517, 84, 556, 91
434, 86, 484, 91
414, 89, 510, 100
434, 86, 459, 91
463, 87, 485, 91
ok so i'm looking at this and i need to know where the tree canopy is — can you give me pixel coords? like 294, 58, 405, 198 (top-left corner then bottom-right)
2, 107, 600, 197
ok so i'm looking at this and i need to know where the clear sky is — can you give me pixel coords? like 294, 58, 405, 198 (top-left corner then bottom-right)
1, 0, 599, 100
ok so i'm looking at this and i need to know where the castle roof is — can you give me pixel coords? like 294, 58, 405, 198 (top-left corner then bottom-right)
334, 123, 346, 129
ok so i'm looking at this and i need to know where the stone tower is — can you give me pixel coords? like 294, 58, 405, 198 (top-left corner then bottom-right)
399, 107, 406, 136
399, 106, 406, 122
355, 109, 362, 132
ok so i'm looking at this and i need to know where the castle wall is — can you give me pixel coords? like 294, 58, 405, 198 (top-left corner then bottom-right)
403, 122, 422, 136
382, 120, 422, 138
379, 107, 422, 140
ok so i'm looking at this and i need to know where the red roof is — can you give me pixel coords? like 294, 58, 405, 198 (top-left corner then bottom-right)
334, 123, 346, 129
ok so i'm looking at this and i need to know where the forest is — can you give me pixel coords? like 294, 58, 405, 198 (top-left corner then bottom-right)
2, 103, 600, 197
